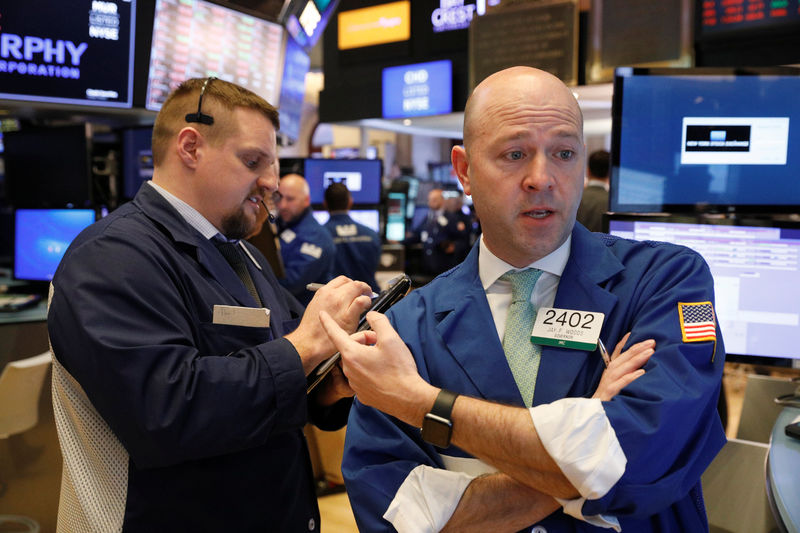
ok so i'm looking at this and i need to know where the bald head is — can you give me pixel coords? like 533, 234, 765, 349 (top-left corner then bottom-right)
277, 173, 311, 223
463, 67, 584, 150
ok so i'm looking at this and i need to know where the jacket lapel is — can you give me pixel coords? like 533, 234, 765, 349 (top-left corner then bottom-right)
134, 184, 257, 308
432, 246, 525, 406
533, 225, 625, 405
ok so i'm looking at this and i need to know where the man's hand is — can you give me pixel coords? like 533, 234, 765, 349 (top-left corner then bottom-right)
285, 276, 373, 375
593, 333, 655, 401
313, 362, 355, 407
319, 310, 437, 427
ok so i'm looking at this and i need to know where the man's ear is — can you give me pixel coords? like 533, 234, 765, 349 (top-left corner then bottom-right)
176, 127, 202, 169
451, 145, 471, 196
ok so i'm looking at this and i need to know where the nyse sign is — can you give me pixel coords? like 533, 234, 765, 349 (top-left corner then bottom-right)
382, 60, 452, 119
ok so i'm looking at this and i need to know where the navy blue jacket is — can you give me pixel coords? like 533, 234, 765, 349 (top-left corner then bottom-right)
343, 224, 726, 532
278, 208, 336, 306
324, 212, 382, 292
48, 184, 348, 532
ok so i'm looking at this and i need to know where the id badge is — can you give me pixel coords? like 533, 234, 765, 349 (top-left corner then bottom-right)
531, 307, 604, 351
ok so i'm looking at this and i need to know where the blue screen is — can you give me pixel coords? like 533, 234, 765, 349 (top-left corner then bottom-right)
14, 209, 95, 281
608, 218, 800, 361
611, 68, 800, 213
382, 60, 453, 119
304, 158, 382, 204
278, 37, 311, 143
312, 209, 380, 233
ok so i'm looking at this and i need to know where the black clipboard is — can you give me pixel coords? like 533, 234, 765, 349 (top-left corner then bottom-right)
306, 274, 412, 393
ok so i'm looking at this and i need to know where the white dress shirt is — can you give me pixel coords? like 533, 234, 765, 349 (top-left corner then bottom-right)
384, 235, 625, 532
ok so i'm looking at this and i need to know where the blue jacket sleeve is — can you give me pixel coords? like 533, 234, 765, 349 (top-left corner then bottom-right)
584, 247, 726, 520
48, 228, 309, 470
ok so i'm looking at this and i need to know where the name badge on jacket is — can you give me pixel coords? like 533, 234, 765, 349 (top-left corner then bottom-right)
213, 305, 270, 328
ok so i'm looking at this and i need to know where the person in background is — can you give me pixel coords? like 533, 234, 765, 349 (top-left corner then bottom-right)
246, 178, 285, 278
576, 149, 610, 232
406, 188, 452, 277
47, 77, 373, 532
322, 66, 725, 532
323, 182, 382, 293
276, 173, 337, 305
443, 191, 473, 267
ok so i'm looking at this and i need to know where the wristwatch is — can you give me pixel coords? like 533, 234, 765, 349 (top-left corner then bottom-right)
421, 389, 459, 448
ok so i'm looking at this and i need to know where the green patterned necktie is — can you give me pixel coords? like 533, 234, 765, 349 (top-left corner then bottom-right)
500, 268, 543, 408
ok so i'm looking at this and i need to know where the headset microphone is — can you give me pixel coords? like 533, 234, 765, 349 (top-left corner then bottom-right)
261, 200, 275, 223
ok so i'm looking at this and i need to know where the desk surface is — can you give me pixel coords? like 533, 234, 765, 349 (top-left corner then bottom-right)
768, 406, 800, 533
0, 299, 47, 324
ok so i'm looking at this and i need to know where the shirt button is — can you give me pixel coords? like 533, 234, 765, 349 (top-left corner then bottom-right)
532, 526, 547, 533
308, 518, 315, 530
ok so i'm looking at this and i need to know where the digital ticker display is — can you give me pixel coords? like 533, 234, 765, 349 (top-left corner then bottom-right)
146, 0, 285, 111
0, 0, 136, 107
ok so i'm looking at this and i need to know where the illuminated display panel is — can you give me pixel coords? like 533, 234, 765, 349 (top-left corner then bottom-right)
0, 0, 136, 108
698, 0, 800, 36
146, 0, 284, 111
337, 1, 410, 50
382, 59, 452, 119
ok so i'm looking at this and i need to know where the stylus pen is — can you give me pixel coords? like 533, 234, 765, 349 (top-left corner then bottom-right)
597, 338, 611, 367
306, 283, 378, 298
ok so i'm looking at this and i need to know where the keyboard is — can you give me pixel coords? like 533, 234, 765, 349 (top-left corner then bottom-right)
0, 293, 43, 312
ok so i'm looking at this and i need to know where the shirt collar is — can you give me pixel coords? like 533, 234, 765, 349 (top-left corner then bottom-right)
479, 233, 571, 290
147, 181, 223, 241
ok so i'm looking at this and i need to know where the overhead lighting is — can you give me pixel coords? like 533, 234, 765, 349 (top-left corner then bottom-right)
403, 119, 412, 126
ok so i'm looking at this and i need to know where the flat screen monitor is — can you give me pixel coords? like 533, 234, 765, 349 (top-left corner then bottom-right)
305, 158, 382, 205
145, 0, 285, 111
14, 208, 96, 283
610, 66, 800, 214
382, 59, 453, 119
277, 36, 310, 145
385, 191, 406, 242
311, 209, 381, 233
282, 0, 340, 51
121, 126, 154, 200
0, 0, 136, 108
607, 215, 800, 365
3, 125, 92, 208
697, 0, 800, 39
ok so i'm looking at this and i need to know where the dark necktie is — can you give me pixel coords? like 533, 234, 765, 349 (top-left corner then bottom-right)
213, 239, 263, 307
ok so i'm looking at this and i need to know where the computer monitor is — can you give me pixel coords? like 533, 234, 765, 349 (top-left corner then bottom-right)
305, 158, 382, 205
0, 0, 137, 108
13, 208, 96, 286
311, 209, 380, 234
610, 66, 800, 214
607, 215, 800, 365
385, 192, 406, 242
145, 0, 285, 111
120, 126, 154, 200
3, 125, 92, 208
277, 36, 311, 145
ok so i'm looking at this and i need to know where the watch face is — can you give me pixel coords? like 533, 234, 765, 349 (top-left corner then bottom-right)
422, 414, 452, 448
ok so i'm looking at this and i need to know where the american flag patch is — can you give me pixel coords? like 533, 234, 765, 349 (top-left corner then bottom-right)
678, 302, 717, 343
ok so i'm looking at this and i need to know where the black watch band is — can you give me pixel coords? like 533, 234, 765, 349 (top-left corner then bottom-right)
421, 389, 459, 448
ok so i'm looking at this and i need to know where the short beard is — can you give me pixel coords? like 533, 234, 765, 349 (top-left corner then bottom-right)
220, 209, 254, 241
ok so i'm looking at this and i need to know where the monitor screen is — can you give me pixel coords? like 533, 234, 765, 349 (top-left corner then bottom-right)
312, 209, 381, 233
277, 36, 311, 144
14, 208, 96, 282
697, 0, 800, 39
382, 59, 453, 119
282, 0, 340, 51
120, 126, 154, 200
145, 0, 285, 111
3, 125, 92, 208
610, 66, 800, 214
385, 191, 406, 242
305, 158, 382, 205
607, 216, 800, 363
0, 0, 136, 108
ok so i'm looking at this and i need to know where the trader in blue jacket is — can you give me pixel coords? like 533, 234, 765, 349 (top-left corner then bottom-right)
323, 182, 382, 292
321, 67, 726, 532
276, 173, 337, 305
47, 77, 373, 532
